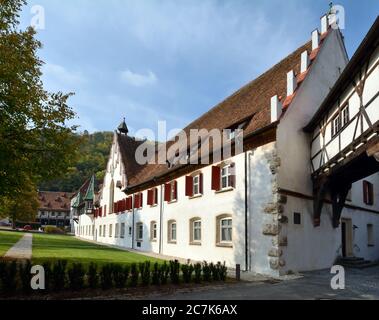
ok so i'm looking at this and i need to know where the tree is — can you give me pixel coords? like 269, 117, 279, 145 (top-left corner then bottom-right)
0, 179, 39, 227
0, 0, 79, 198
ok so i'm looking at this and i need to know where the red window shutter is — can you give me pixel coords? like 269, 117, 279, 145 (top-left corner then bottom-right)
147, 189, 153, 205
139, 192, 143, 208
173, 181, 178, 200
129, 197, 133, 210
199, 173, 203, 194
154, 188, 158, 205
125, 197, 130, 210
134, 194, 140, 208
164, 183, 171, 202
229, 163, 236, 188
185, 176, 194, 197
211, 166, 221, 191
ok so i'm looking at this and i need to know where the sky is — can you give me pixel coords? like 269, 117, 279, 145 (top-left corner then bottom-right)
19, 0, 379, 138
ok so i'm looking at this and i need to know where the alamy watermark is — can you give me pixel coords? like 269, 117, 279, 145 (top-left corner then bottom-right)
30, 5, 45, 30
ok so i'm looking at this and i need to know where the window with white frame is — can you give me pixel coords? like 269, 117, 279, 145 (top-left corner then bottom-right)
220, 218, 232, 242
168, 220, 177, 243
103, 225, 106, 237
170, 181, 176, 201
120, 223, 125, 238
221, 164, 233, 189
109, 224, 113, 237
150, 221, 157, 241
136, 223, 143, 241
331, 105, 349, 137
115, 223, 119, 238
192, 220, 201, 242
193, 174, 200, 195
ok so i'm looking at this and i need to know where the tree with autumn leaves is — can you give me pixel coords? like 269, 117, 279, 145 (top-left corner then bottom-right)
0, 0, 79, 223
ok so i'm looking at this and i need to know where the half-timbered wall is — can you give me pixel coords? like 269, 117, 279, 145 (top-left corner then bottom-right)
310, 45, 379, 173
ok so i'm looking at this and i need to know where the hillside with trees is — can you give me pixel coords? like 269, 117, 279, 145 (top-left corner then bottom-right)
38, 131, 114, 192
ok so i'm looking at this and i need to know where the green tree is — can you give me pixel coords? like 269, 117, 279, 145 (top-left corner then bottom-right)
0, 178, 39, 226
0, 0, 79, 198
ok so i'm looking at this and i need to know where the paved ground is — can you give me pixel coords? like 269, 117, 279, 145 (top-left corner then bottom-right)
4, 233, 33, 260
140, 266, 379, 300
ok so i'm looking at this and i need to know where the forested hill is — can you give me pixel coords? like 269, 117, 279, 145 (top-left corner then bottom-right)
39, 131, 114, 192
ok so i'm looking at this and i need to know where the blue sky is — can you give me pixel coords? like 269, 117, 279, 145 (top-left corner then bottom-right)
20, 0, 379, 136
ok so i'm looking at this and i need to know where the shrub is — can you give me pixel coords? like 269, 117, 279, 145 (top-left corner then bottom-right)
42, 261, 52, 291
152, 262, 161, 286
44, 226, 65, 234
129, 263, 139, 287
100, 264, 113, 290
194, 263, 202, 283
160, 262, 169, 285
112, 264, 129, 289
87, 262, 98, 289
202, 261, 212, 282
139, 261, 151, 286
19, 260, 32, 293
218, 262, 228, 281
210, 263, 220, 281
169, 260, 180, 284
1, 260, 17, 293
181, 264, 194, 283
67, 263, 85, 291
0, 260, 6, 290
52, 260, 67, 291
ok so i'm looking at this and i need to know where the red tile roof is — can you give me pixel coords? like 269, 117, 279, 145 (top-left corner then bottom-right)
117, 36, 328, 191
38, 191, 73, 212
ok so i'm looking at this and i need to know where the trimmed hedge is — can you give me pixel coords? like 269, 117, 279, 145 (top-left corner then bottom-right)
0, 259, 228, 294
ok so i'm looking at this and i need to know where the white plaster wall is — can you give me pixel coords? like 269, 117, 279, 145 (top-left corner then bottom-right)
277, 29, 349, 195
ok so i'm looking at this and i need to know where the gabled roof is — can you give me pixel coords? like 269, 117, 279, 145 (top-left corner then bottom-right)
84, 175, 95, 201
304, 16, 379, 132
117, 38, 320, 191
72, 175, 95, 207
38, 191, 73, 212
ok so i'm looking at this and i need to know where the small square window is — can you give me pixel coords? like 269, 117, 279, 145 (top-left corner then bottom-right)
294, 212, 301, 225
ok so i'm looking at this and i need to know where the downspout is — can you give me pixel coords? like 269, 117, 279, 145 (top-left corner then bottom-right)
244, 151, 249, 271
131, 194, 135, 249
159, 184, 164, 254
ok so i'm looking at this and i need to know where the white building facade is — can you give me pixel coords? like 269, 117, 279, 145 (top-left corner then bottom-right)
74, 15, 379, 277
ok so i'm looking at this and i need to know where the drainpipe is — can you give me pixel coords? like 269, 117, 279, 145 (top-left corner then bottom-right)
244, 151, 249, 271
131, 194, 135, 249
159, 184, 164, 254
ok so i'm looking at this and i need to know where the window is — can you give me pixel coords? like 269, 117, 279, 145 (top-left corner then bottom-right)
99, 225, 102, 237
109, 180, 115, 213
294, 212, 301, 225
115, 223, 119, 238
193, 175, 200, 195
363, 180, 374, 205
129, 226, 132, 236
164, 181, 177, 202
136, 223, 143, 241
220, 218, 232, 242
168, 220, 177, 243
109, 224, 113, 237
367, 224, 374, 246
147, 188, 158, 206
120, 223, 125, 238
331, 105, 349, 137
150, 221, 157, 241
190, 219, 201, 243
103, 225, 106, 237
221, 164, 234, 189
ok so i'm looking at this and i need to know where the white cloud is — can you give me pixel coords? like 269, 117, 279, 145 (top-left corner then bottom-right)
42, 63, 86, 92
120, 69, 157, 87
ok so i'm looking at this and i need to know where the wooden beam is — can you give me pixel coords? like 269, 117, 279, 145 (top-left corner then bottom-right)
367, 140, 379, 157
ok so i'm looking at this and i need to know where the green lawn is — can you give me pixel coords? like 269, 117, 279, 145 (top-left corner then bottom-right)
0, 230, 24, 256
32, 233, 163, 267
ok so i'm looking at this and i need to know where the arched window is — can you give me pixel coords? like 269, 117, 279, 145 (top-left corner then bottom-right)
109, 179, 114, 214
167, 220, 177, 243
189, 217, 201, 245
216, 214, 233, 247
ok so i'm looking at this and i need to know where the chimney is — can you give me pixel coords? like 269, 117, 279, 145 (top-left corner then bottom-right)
300, 51, 309, 73
287, 70, 297, 96
320, 14, 328, 34
270, 95, 282, 122
311, 29, 319, 51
